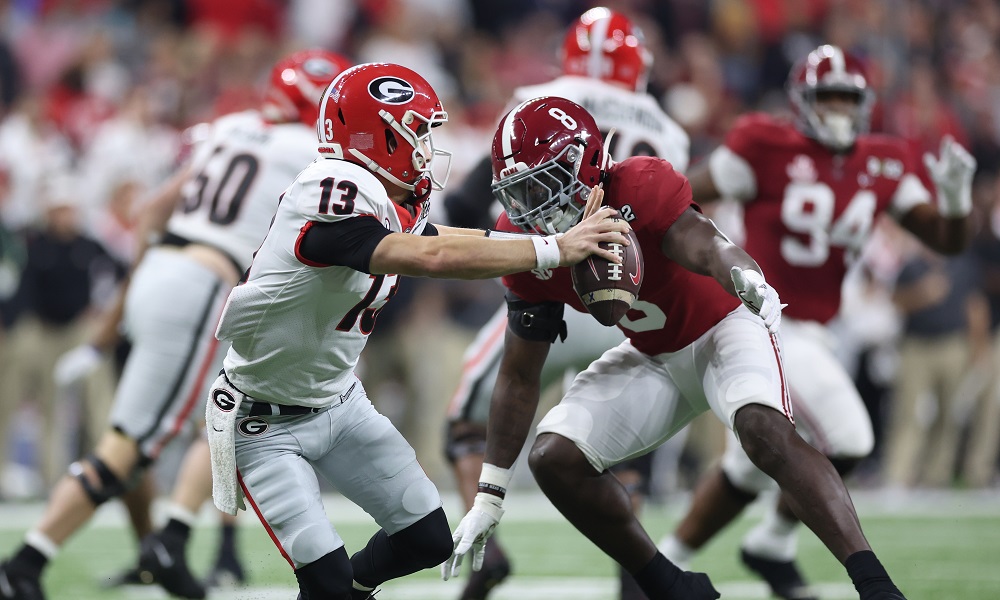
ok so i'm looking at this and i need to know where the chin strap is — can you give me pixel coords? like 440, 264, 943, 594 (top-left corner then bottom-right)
601, 127, 617, 169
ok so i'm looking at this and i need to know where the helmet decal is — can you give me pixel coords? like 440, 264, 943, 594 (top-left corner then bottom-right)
368, 77, 415, 104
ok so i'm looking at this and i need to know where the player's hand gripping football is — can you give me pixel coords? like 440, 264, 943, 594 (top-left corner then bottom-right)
442, 493, 504, 581
730, 267, 784, 334
925, 135, 977, 218
555, 185, 631, 267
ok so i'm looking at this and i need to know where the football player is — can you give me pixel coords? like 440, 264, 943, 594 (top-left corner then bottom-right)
442, 8, 689, 599
0, 49, 352, 600
204, 63, 628, 600
444, 95, 911, 600
657, 45, 974, 600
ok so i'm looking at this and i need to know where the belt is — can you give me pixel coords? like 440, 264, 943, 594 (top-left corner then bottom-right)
246, 402, 321, 417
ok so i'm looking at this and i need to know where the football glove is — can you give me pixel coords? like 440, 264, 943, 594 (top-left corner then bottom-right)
53, 344, 103, 387
441, 492, 504, 581
731, 267, 784, 334
925, 135, 976, 218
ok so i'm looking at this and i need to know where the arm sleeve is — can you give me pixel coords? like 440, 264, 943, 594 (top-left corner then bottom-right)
504, 290, 566, 343
295, 217, 392, 273
421, 223, 439, 236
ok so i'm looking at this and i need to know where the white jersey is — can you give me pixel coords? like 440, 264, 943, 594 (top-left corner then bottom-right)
512, 75, 689, 172
216, 158, 429, 408
167, 111, 318, 271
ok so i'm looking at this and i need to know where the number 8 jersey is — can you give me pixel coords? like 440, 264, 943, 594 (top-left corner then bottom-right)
709, 113, 933, 323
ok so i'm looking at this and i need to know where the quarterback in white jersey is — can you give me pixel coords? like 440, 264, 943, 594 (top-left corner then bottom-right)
0, 50, 352, 600
441, 9, 689, 600
204, 62, 628, 600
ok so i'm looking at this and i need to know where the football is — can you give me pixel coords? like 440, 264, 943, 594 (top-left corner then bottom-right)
571, 212, 643, 326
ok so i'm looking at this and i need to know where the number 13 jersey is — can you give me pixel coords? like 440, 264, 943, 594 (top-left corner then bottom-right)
709, 113, 933, 323
216, 158, 429, 408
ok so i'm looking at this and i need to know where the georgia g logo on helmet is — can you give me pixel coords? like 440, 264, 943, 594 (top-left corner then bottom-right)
368, 76, 415, 104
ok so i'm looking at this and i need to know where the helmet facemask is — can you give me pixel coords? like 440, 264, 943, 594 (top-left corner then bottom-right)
492, 144, 588, 235
791, 85, 874, 152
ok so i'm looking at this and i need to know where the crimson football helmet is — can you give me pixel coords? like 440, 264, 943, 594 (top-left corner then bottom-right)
560, 7, 652, 93
787, 44, 874, 151
491, 96, 605, 235
317, 63, 450, 199
262, 49, 352, 127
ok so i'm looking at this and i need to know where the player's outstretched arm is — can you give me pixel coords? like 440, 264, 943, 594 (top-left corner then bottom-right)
443, 326, 551, 581
660, 207, 783, 332
898, 136, 976, 255
370, 204, 627, 279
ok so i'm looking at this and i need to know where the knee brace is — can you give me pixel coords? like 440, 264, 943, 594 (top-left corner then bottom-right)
295, 546, 354, 600
68, 454, 127, 506
444, 421, 487, 464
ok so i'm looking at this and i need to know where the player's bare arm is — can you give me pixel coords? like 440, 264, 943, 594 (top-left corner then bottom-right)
369, 205, 628, 278
897, 203, 969, 255
483, 331, 552, 469
659, 207, 760, 296
685, 161, 722, 205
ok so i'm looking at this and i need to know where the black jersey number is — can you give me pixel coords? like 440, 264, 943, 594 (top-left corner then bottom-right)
337, 274, 399, 334
183, 148, 260, 225
318, 177, 358, 215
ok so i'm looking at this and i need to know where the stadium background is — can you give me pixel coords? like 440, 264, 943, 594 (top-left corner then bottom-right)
0, 0, 998, 598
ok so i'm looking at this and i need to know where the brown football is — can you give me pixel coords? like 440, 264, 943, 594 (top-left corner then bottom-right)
571, 213, 643, 326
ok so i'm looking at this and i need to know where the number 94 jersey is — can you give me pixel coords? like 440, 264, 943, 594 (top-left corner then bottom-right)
166, 111, 320, 272
710, 113, 933, 323
216, 158, 428, 408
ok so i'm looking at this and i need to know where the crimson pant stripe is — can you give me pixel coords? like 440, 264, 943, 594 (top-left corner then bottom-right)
768, 332, 794, 423
238, 470, 295, 568
136, 279, 223, 444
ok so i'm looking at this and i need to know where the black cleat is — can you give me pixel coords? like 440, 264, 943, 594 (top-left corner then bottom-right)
869, 594, 905, 600
138, 533, 206, 599
99, 565, 154, 588
351, 589, 379, 600
673, 571, 720, 599
740, 549, 818, 600
619, 564, 650, 600
0, 562, 45, 600
459, 541, 511, 600
203, 554, 247, 588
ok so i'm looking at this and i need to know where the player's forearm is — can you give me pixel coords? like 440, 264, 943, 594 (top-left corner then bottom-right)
923, 216, 970, 255
484, 379, 542, 469
713, 244, 762, 297
432, 224, 487, 237
370, 233, 538, 279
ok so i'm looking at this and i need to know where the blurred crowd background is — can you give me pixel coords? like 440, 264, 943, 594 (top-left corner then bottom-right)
0, 0, 999, 502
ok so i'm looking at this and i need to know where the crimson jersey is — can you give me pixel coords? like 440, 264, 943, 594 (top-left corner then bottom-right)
500, 157, 740, 355
711, 113, 932, 323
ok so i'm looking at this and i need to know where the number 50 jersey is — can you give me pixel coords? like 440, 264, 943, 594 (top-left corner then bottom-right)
166, 111, 319, 272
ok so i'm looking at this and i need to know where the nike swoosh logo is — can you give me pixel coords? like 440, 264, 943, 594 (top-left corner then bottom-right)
154, 542, 174, 568
629, 243, 641, 286
213, 426, 224, 432
0, 571, 14, 596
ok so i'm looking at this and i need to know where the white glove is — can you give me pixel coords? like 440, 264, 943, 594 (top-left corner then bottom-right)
442, 493, 504, 581
53, 345, 103, 387
925, 135, 977, 218
731, 267, 784, 334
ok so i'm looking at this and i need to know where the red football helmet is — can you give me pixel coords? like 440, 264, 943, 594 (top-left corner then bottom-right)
560, 7, 652, 93
262, 49, 352, 127
787, 44, 875, 151
491, 97, 605, 235
317, 63, 450, 199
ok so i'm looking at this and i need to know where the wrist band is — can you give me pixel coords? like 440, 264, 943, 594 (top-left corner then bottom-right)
485, 229, 531, 240
478, 463, 513, 499
531, 235, 561, 270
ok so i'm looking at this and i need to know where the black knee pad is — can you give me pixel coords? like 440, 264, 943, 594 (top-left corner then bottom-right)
68, 454, 127, 506
389, 507, 453, 568
444, 421, 487, 464
295, 547, 353, 599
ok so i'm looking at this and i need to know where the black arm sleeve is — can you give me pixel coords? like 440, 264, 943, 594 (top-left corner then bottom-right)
421, 223, 439, 236
297, 217, 392, 273
442, 156, 497, 229
505, 290, 567, 343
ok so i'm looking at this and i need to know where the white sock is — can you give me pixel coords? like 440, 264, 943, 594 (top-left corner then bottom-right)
25, 530, 60, 560
657, 535, 694, 570
166, 503, 199, 527
741, 507, 798, 562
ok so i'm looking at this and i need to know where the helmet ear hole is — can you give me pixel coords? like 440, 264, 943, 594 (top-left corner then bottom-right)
337, 108, 346, 125
385, 129, 398, 154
